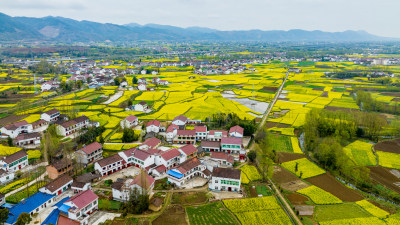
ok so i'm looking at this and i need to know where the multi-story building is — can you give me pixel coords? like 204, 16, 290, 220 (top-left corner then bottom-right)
55, 116, 90, 136
166, 124, 179, 142
178, 144, 198, 160
0, 120, 33, 138
76, 141, 103, 165
146, 120, 161, 133
40, 109, 60, 122
194, 126, 207, 140
166, 158, 210, 187
220, 137, 242, 154
46, 158, 73, 179
0, 150, 28, 172
174, 130, 196, 145
139, 137, 161, 150
13, 132, 41, 147
94, 154, 125, 176
62, 189, 98, 225
39, 174, 73, 196
172, 115, 188, 126
207, 130, 228, 142
209, 167, 241, 192
120, 115, 139, 129
229, 125, 244, 138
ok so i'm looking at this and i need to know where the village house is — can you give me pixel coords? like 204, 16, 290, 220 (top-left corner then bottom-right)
94, 154, 125, 176
32, 119, 49, 132
138, 77, 147, 84
39, 174, 73, 196
112, 172, 155, 202
166, 124, 179, 142
120, 115, 139, 129
71, 180, 92, 194
172, 115, 188, 126
194, 126, 207, 140
139, 137, 161, 150
55, 115, 90, 136
209, 167, 241, 192
166, 158, 210, 187
229, 125, 244, 138
13, 132, 41, 147
178, 144, 198, 160
146, 120, 161, 133
155, 148, 182, 170
41, 81, 59, 91
119, 148, 155, 169
0, 169, 14, 184
200, 141, 221, 152
174, 129, 196, 145
41, 109, 60, 122
0, 150, 28, 172
46, 158, 73, 179
62, 189, 99, 225
220, 137, 242, 154
158, 80, 169, 85
6, 192, 55, 224
210, 152, 234, 167
207, 130, 228, 141
76, 141, 103, 165
138, 83, 147, 91
134, 101, 148, 112
0, 120, 33, 138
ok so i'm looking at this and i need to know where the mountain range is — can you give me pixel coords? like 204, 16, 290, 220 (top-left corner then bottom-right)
0, 12, 396, 43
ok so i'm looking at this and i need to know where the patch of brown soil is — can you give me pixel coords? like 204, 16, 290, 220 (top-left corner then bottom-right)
368, 166, 400, 194
285, 193, 310, 205
374, 139, 400, 154
305, 173, 363, 202
276, 152, 305, 163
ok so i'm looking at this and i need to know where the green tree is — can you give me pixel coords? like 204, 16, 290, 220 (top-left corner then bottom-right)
133, 76, 138, 84
247, 150, 257, 163
0, 208, 9, 225
16, 213, 31, 225
7, 136, 13, 147
114, 77, 121, 86
122, 129, 137, 143
77, 80, 83, 89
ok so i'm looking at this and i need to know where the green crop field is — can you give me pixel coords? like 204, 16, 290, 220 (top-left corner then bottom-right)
186, 201, 239, 225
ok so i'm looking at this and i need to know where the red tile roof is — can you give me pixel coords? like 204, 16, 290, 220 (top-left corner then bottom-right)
147, 148, 162, 155
179, 144, 198, 155
96, 154, 123, 167
131, 172, 155, 189
229, 125, 244, 135
154, 165, 166, 173
32, 119, 47, 127
208, 130, 228, 136
177, 129, 196, 136
146, 120, 161, 127
80, 142, 102, 154
201, 141, 221, 148
173, 115, 187, 122
221, 137, 242, 145
176, 158, 201, 174
161, 148, 181, 161
43, 109, 60, 116
125, 115, 138, 122
166, 124, 179, 133
141, 137, 161, 148
132, 149, 152, 161
66, 189, 98, 209
194, 126, 207, 133
4, 120, 29, 130
2, 150, 27, 164
211, 152, 234, 163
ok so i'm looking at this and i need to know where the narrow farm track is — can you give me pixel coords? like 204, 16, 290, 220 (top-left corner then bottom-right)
254, 70, 303, 225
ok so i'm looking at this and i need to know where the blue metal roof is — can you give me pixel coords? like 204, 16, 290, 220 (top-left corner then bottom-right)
166, 169, 183, 179
59, 204, 71, 214
41, 208, 60, 225
7, 192, 55, 225
2, 203, 14, 208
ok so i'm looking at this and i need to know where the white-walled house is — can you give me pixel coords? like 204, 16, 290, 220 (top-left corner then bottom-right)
207, 130, 228, 142
172, 115, 188, 126
76, 142, 103, 165
0, 170, 14, 184
209, 167, 241, 192
210, 152, 234, 167
13, 132, 41, 147
220, 137, 242, 154
41, 81, 59, 91
40, 109, 60, 122
138, 83, 147, 91
112, 172, 155, 202
134, 101, 148, 112
229, 125, 244, 138
194, 126, 207, 140
94, 154, 125, 177
1, 120, 33, 138
139, 137, 161, 150
146, 120, 161, 133
120, 115, 139, 129
39, 174, 73, 196
0, 150, 28, 172
71, 180, 92, 194
62, 189, 98, 225
166, 158, 210, 187
166, 124, 179, 142
155, 148, 182, 170
55, 115, 90, 137
119, 148, 155, 169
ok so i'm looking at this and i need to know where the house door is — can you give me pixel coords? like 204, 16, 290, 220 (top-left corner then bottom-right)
18, 165, 21, 169
58, 190, 62, 195
228, 187, 232, 192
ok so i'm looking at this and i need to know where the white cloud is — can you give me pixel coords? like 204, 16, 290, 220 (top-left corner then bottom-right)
0, 0, 399, 37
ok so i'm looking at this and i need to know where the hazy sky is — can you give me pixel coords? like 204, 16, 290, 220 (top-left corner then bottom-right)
1, 0, 399, 38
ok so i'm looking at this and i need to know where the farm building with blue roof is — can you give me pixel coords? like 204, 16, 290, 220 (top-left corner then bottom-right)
6, 192, 55, 225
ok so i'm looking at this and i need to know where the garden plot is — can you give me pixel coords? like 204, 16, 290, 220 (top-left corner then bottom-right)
305, 173, 363, 202
272, 165, 310, 192
368, 166, 400, 194
186, 201, 239, 225
374, 138, 400, 154
343, 140, 376, 167
281, 158, 326, 179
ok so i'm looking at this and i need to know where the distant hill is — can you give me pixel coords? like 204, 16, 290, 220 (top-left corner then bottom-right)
0, 12, 395, 43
